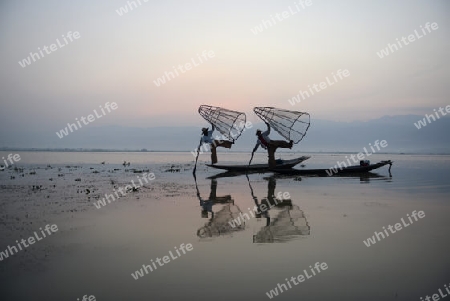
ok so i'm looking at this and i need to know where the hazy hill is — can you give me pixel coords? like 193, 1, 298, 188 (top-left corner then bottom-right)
1, 115, 449, 153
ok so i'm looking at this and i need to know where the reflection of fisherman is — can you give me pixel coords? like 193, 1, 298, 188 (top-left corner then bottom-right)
252, 177, 310, 243
198, 193, 214, 218
265, 176, 279, 208
253, 122, 293, 168
195, 178, 244, 238
196, 179, 232, 218
201, 125, 233, 164
251, 177, 283, 223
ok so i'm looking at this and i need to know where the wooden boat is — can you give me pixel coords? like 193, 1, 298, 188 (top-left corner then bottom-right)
206, 156, 310, 172
273, 160, 393, 176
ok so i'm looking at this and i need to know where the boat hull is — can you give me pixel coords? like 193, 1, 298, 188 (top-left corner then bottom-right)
206, 156, 310, 172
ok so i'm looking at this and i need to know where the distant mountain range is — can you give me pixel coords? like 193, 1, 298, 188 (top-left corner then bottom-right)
1, 115, 449, 154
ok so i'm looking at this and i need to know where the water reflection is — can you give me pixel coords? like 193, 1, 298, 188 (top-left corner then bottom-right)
249, 176, 310, 243
272, 171, 393, 183
194, 174, 311, 243
209, 169, 393, 183
357, 172, 393, 183
195, 178, 245, 239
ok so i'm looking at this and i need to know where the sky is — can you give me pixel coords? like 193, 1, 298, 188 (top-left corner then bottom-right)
0, 0, 449, 136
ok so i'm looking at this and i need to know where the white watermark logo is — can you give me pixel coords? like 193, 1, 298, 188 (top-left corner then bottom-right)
0, 224, 59, 262
326, 140, 388, 176
287, 69, 350, 106
77, 295, 96, 301
376, 22, 438, 58
55, 102, 118, 139
414, 105, 450, 129
131, 243, 193, 280
363, 210, 425, 247
93, 172, 155, 209
265, 262, 328, 299
153, 50, 215, 87
251, 0, 313, 35
0, 153, 21, 170
18, 31, 80, 68
420, 282, 450, 301
228, 192, 290, 228
116, 0, 149, 16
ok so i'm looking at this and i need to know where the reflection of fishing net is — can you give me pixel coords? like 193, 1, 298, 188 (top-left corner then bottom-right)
199, 105, 246, 143
197, 204, 245, 238
253, 205, 310, 243
253, 107, 310, 144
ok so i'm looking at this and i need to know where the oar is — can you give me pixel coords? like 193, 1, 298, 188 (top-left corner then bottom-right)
246, 174, 257, 203
193, 172, 200, 196
192, 138, 202, 175
247, 151, 255, 172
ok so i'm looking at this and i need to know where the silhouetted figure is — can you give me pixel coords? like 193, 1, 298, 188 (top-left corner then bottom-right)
201, 125, 233, 164
253, 123, 293, 168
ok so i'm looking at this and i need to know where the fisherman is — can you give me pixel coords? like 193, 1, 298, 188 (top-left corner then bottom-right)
201, 125, 233, 164
252, 122, 293, 169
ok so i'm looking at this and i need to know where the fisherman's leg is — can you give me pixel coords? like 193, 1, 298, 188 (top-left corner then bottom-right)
209, 179, 217, 199
211, 145, 218, 164
272, 140, 292, 149
267, 145, 277, 169
213, 140, 233, 149
268, 177, 276, 199
266, 176, 277, 207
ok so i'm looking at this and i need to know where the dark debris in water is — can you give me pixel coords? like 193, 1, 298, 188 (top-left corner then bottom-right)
163, 164, 182, 173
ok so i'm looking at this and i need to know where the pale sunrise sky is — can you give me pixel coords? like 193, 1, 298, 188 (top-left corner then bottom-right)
0, 0, 449, 133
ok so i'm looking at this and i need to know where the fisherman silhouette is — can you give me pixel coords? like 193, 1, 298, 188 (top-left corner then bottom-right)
201, 125, 233, 164
252, 122, 293, 169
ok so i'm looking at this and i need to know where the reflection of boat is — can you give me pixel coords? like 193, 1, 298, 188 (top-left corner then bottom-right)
273, 171, 393, 182
207, 171, 254, 179
206, 156, 310, 172
273, 160, 393, 177
358, 172, 393, 183
195, 178, 245, 238
249, 176, 310, 243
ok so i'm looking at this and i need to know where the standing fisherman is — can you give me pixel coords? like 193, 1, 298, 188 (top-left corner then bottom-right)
201, 125, 233, 164
252, 122, 293, 169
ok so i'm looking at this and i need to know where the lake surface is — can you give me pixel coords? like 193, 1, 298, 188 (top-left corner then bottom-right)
0, 152, 449, 300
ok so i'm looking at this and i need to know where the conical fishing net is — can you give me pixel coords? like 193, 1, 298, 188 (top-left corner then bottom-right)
253, 107, 310, 144
198, 105, 246, 142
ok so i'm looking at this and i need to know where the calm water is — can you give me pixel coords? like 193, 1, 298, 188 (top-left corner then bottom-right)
1, 152, 449, 301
